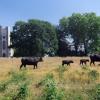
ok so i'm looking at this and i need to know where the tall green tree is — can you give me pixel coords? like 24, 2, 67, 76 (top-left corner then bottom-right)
10, 19, 58, 57
82, 13, 100, 54
56, 17, 72, 56
58, 12, 100, 55
56, 24, 70, 56
68, 13, 84, 55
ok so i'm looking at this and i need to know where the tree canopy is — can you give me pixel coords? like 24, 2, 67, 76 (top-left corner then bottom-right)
10, 12, 100, 57
10, 19, 58, 57
58, 12, 100, 55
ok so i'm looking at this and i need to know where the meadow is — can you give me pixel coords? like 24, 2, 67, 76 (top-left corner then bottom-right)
0, 57, 100, 100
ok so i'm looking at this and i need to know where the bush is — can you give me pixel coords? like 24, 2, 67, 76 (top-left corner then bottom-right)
12, 83, 28, 100
36, 73, 54, 88
95, 84, 100, 100
88, 70, 99, 81
0, 70, 30, 100
9, 71, 27, 84
0, 81, 8, 92
41, 73, 65, 100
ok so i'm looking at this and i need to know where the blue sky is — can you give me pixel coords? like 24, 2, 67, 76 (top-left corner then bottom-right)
0, 0, 100, 27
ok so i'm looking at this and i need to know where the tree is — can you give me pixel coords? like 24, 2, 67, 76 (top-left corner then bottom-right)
68, 13, 84, 55
82, 13, 100, 54
56, 25, 70, 56
58, 13, 100, 56
56, 17, 71, 56
10, 19, 58, 57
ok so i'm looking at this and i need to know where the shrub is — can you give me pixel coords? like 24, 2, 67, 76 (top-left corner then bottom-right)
36, 73, 54, 88
0, 70, 30, 100
0, 79, 11, 92
0, 82, 8, 92
95, 84, 100, 100
88, 70, 99, 81
10, 71, 27, 84
86, 84, 100, 100
41, 73, 65, 100
12, 83, 28, 100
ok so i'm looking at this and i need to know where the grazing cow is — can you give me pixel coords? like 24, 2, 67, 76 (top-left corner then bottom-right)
20, 57, 43, 69
62, 60, 74, 66
80, 59, 89, 66
90, 55, 100, 66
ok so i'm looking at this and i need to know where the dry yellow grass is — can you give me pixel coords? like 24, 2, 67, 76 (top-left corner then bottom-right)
0, 57, 100, 81
0, 57, 100, 99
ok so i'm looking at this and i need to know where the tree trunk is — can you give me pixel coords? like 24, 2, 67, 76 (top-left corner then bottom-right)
74, 44, 78, 56
84, 42, 88, 56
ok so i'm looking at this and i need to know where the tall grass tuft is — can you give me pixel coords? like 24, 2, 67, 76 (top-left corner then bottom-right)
88, 70, 99, 81
95, 84, 100, 100
0, 81, 9, 92
12, 83, 28, 100
0, 70, 31, 100
57, 65, 69, 82
9, 70, 27, 84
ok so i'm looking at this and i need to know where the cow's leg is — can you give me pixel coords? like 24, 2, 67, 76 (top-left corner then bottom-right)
80, 61, 81, 65
20, 64, 23, 69
34, 64, 37, 69
80, 61, 83, 67
93, 61, 95, 66
62, 62, 64, 66
33, 65, 35, 69
84, 61, 86, 66
36, 64, 38, 69
90, 61, 95, 66
68, 63, 70, 66
90, 61, 92, 66
80, 62, 83, 66
82, 62, 84, 65
62, 63, 64, 66
24, 65, 26, 69
35, 65, 36, 69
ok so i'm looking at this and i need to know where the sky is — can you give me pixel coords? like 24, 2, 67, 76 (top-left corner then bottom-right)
0, 0, 100, 27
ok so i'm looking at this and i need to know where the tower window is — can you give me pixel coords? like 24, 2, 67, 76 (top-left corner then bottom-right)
3, 53, 6, 57
3, 41, 6, 49
3, 36, 5, 39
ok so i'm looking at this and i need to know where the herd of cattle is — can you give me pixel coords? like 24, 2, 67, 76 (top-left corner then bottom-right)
20, 54, 100, 69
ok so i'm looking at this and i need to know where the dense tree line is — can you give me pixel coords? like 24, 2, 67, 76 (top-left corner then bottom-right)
10, 13, 100, 57
57, 12, 100, 56
10, 20, 58, 57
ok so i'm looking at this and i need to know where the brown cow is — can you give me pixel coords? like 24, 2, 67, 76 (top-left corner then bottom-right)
62, 60, 74, 66
20, 57, 43, 69
80, 59, 89, 66
90, 55, 100, 66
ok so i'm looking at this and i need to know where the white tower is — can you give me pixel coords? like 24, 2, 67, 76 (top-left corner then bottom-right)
0, 26, 13, 57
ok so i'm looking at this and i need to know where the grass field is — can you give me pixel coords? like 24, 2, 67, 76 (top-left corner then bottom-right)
0, 57, 100, 100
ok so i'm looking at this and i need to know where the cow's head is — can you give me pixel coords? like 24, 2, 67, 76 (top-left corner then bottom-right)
70, 60, 74, 63
39, 57, 43, 62
86, 59, 89, 62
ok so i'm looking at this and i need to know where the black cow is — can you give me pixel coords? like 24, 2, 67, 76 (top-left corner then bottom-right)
90, 55, 100, 66
80, 59, 89, 66
62, 60, 74, 66
20, 57, 43, 69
